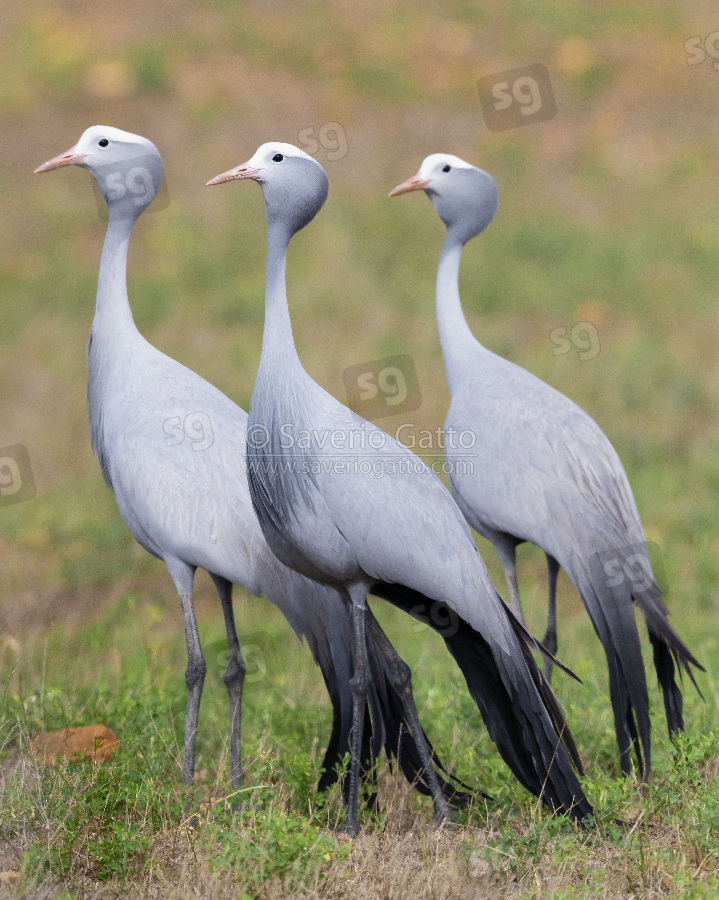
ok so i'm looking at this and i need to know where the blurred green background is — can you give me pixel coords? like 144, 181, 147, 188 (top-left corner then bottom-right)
3, 0, 719, 775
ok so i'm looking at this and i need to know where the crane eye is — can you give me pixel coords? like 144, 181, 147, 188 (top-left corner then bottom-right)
442, 164, 451, 173
98, 138, 109, 148
272, 153, 284, 162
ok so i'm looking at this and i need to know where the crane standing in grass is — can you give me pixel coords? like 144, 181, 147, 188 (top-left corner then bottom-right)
390, 153, 703, 778
208, 142, 593, 836
33, 127, 465, 807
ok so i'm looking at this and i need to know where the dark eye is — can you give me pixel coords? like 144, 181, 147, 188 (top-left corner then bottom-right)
442, 164, 451, 173
98, 138, 109, 148
272, 153, 284, 162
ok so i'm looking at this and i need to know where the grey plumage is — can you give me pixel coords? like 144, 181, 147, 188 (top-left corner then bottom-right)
34, 127, 464, 806
208, 142, 592, 835
390, 152, 703, 778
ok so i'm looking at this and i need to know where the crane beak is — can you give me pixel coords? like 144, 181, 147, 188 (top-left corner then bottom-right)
33, 147, 87, 174
206, 163, 264, 186
388, 173, 431, 197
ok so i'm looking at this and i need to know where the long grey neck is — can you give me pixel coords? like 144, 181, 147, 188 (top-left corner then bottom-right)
91, 211, 139, 342
259, 216, 301, 372
87, 208, 143, 478
435, 233, 484, 397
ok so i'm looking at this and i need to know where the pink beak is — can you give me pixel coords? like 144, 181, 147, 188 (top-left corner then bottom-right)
34, 147, 87, 174
206, 162, 264, 186
388, 173, 431, 197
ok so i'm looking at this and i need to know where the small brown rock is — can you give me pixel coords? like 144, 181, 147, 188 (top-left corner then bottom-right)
30, 725, 120, 766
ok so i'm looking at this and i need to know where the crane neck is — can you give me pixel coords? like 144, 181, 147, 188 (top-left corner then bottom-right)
92, 210, 139, 342
259, 216, 301, 371
436, 234, 484, 397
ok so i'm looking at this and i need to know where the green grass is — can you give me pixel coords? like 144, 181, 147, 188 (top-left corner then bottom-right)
1, 583, 719, 897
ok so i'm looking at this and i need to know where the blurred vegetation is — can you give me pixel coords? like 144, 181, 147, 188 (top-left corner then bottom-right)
2, 0, 719, 895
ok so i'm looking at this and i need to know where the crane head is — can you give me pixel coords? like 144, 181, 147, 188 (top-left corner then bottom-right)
207, 142, 328, 236
390, 153, 498, 244
34, 126, 164, 220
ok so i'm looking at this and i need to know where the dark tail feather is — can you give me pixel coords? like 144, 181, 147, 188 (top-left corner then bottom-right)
314, 602, 470, 805
442, 607, 592, 822
633, 581, 704, 736
505, 607, 583, 684
374, 583, 592, 824
364, 616, 476, 804
506, 614, 584, 775
649, 635, 683, 736
586, 541, 703, 763
316, 664, 377, 805
578, 560, 653, 778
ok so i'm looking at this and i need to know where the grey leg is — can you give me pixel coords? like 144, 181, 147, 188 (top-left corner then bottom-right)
495, 538, 524, 624
336, 584, 372, 837
543, 554, 560, 683
167, 559, 205, 786
211, 574, 246, 789
365, 609, 452, 826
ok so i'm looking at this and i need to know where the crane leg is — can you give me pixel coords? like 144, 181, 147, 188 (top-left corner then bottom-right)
365, 610, 453, 826
543, 555, 560, 683
336, 585, 372, 837
495, 539, 525, 624
167, 560, 205, 786
211, 575, 246, 790
180, 590, 206, 785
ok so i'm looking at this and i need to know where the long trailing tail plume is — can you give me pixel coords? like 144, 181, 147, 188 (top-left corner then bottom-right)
576, 560, 652, 777
373, 582, 592, 824
631, 579, 704, 735
315, 599, 472, 805
584, 544, 705, 775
